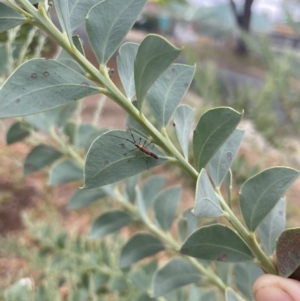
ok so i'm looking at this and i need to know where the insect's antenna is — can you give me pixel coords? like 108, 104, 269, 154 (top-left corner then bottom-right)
107, 134, 135, 145
127, 125, 137, 143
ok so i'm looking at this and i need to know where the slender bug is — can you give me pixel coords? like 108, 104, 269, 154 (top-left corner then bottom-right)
108, 126, 158, 169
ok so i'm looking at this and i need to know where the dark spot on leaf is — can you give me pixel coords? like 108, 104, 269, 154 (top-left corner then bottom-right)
104, 160, 109, 166
15, 98, 20, 103
226, 152, 233, 161
119, 143, 126, 149
279, 210, 283, 216
173, 122, 176, 127
184, 83, 189, 88
180, 248, 189, 255
171, 68, 176, 73
217, 254, 228, 262
43, 71, 50, 77
31, 73, 38, 79
81, 82, 89, 86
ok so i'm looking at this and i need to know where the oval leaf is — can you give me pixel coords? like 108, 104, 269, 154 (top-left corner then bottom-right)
134, 34, 181, 110
146, 64, 195, 127
207, 129, 244, 187
90, 210, 132, 239
0, 59, 98, 118
69, 0, 100, 30
257, 197, 286, 256
25, 102, 77, 134
48, 159, 83, 185
83, 130, 167, 189
153, 186, 181, 231
0, 3, 25, 33
53, 0, 72, 41
6, 122, 30, 145
239, 167, 299, 231
233, 262, 263, 300
174, 105, 194, 159
86, 0, 147, 64
180, 224, 254, 262
24, 145, 63, 175
141, 175, 166, 209
177, 208, 199, 243
136, 186, 148, 223
118, 233, 165, 268
276, 228, 300, 277
67, 187, 107, 210
153, 258, 201, 297
117, 43, 138, 99
193, 107, 242, 171
192, 169, 223, 218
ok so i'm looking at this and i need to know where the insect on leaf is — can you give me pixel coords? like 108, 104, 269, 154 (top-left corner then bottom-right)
83, 130, 167, 189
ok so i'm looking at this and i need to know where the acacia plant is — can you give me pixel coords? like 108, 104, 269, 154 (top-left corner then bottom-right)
1, 0, 300, 300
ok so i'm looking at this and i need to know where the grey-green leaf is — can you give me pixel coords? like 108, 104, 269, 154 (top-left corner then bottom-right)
153, 258, 201, 297
257, 198, 286, 256
193, 107, 242, 171
118, 233, 165, 268
117, 43, 138, 99
125, 174, 140, 203
67, 187, 107, 210
276, 228, 300, 277
129, 260, 158, 292
0, 59, 98, 118
136, 186, 148, 223
134, 35, 181, 110
0, 3, 25, 33
189, 285, 217, 301
83, 130, 167, 189
53, 0, 72, 42
207, 129, 244, 187
48, 159, 83, 185
233, 262, 263, 300
192, 169, 223, 218
239, 167, 299, 231
69, 0, 100, 30
146, 64, 195, 127
174, 105, 194, 159
141, 175, 166, 209
180, 224, 254, 262
225, 288, 244, 301
153, 186, 181, 231
90, 210, 132, 238
86, 0, 147, 64
6, 122, 30, 144
177, 208, 199, 242
24, 145, 63, 175
25, 102, 77, 134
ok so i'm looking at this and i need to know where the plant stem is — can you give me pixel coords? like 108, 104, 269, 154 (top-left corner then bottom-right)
216, 188, 277, 274
14, 0, 199, 181
114, 188, 228, 292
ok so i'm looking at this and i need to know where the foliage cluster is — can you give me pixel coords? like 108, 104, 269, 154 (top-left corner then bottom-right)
0, 1, 300, 301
